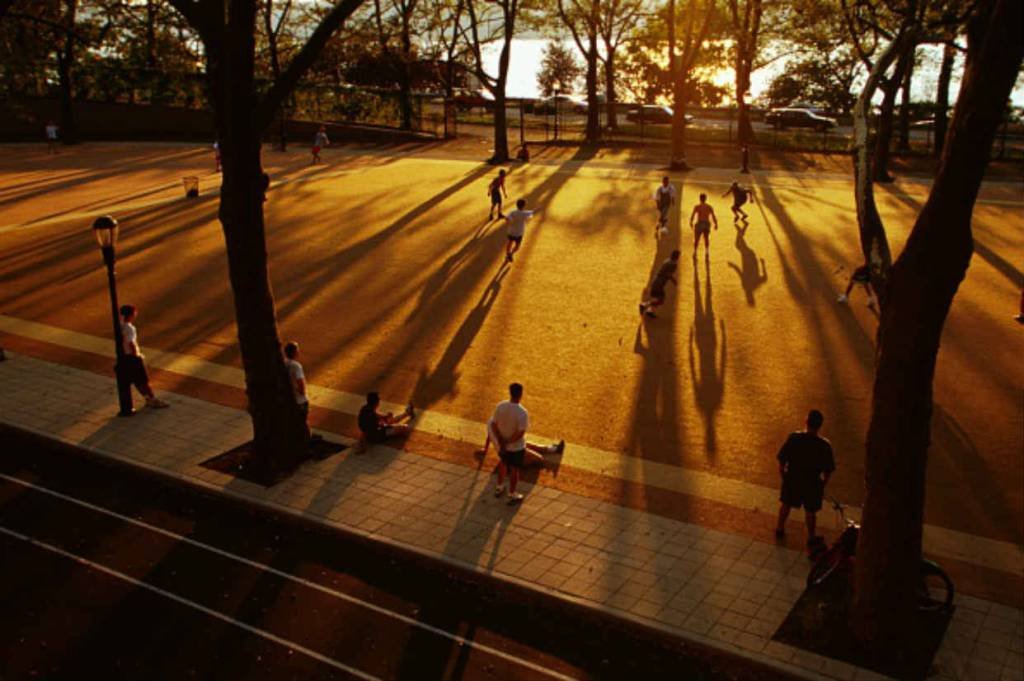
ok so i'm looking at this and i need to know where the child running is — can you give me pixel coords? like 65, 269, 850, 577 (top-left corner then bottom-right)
689, 193, 718, 259
837, 264, 878, 308
722, 181, 754, 220
488, 169, 508, 220
504, 199, 535, 263
653, 176, 677, 236
639, 250, 681, 318
311, 126, 329, 164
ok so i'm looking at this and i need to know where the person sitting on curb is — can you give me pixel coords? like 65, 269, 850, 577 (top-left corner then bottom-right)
488, 382, 565, 504
774, 409, 835, 552
357, 392, 414, 450
120, 304, 169, 409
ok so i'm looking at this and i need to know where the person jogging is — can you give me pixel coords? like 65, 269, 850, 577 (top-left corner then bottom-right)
490, 383, 565, 504
837, 264, 878, 309
639, 250, 681, 318
689, 193, 718, 259
311, 126, 329, 164
119, 304, 169, 410
653, 176, 677, 236
504, 199, 535, 263
774, 409, 835, 550
722, 181, 754, 220
488, 169, 508, 220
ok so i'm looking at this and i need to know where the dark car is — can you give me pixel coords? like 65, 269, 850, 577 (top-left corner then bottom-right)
765, 108, 837, 131
626, 105, 692, 125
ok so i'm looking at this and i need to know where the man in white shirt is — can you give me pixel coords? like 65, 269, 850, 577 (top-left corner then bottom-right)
119, 304, 169, 409
653, 175, 676, 234
284, 341, 311, 441
488, 383, 565, 504
504, 199, 536, 264
45, 121, 58, 154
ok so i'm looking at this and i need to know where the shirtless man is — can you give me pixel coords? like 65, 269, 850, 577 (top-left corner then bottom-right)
689, 193, 718, 259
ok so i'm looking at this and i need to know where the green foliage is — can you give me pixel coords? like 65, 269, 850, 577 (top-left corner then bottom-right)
536, 40, 584, 97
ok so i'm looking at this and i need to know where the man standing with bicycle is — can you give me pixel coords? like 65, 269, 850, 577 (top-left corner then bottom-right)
774, 409, 835, 551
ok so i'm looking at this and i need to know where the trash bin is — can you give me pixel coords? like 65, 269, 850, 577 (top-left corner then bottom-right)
183, 176, 199, 198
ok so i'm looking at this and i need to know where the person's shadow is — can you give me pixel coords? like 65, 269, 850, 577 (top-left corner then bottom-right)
689, 259, 726, 456
727, 223, 767, 306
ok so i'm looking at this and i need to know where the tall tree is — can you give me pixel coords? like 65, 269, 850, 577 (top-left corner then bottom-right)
851, 0, 1021, 652
372, 0, 419, 130
166, 0, 365, 479
668, 0, 716, 170
932, 40, 956, 155
557, 0, 602, 143
896, 46, 915, 151
262, 0, 294, 149
726, 0, 762, 147
596, 0, 644, 129
464, 0, 525, 162
536, 40, 584, 96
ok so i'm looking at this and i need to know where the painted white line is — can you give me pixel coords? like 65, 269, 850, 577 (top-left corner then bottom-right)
0, 523, 382, 681
1, 315, 1020, 577
0, 472, 580, 681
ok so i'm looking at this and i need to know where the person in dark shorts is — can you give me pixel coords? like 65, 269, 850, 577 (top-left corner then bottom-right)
837, 264, 878, 308
775, 409, 835, 547
283, 341, 310, 442
357, 392, 414, 448
639, 250, 681, 318
488, 169, 508, 220
721, 181, 754, 220
489, 383, 564, 504
689, 193, 718, 259
653, 176, 677, 235
119, 304, 169, 409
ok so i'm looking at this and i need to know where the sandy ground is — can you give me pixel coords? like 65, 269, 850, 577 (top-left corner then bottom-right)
0, 141, 1021, 547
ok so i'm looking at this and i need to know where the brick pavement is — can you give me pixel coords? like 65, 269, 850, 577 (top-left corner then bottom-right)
0, 351, 1021, 681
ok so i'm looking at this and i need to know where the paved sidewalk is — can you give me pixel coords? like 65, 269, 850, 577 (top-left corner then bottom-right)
1, 352, 1021, 681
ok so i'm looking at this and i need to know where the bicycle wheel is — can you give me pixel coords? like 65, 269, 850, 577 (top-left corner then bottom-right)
918, 560, 955, 612
807, 545, 846, 588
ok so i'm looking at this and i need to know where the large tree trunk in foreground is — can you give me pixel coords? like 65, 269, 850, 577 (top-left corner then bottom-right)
213, 2, 309, 478
933, 42, 954, 156
56, 0, 78, 144
851, 0, 1022, 653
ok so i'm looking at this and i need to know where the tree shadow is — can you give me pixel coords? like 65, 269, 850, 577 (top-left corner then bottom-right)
688, 258, 726, 456
727, 223, 768, 307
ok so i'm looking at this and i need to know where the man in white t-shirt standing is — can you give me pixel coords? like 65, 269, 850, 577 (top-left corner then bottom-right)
284, 341, 311, 442
653, 175, 676, 236
45, 121, 59, 154
119, 304, 169, 409
489, 382, 565, 504
504, 199, 536, 264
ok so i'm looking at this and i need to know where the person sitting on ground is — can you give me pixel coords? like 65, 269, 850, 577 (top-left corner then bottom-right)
357, 392, 414, 448
120, 304, 169, 409
837, 264, 878, 308
489, 382, 565, 504
774, 409, 835, 550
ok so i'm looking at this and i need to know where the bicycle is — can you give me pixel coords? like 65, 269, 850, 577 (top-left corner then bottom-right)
806, 498, 955, 612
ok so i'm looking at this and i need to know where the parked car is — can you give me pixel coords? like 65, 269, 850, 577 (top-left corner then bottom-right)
625, 105, 692, 125
764, 107, 837, 131
534, 94, 587, 114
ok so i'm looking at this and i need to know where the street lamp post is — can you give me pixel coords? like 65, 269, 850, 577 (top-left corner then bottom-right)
93, 215, 134, 417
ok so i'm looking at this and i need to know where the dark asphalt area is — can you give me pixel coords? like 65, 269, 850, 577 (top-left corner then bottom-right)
0, 426, 799, 680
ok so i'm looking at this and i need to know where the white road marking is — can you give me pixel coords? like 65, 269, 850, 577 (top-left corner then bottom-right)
0, 315, 1020, 577
0, 523, 382, 681
0, 472, 580, 681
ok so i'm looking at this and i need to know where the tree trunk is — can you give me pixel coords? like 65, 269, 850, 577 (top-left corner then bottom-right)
851, 0, 1022, 653
670, 73, 690, 170
933, 42, 954, 156
735, 60, 753, 146
897, 48, 915, 152
57, 0, 78, 144
214, 2, 308, 480
604, 49, 618, 130
492, 87, 509, 162
584, 36, 600, 143
872, 83, 899, 182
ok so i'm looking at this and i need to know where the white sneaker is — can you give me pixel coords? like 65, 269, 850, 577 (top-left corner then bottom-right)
836, 294, 848, 304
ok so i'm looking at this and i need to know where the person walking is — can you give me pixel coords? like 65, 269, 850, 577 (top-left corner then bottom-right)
837, 264, 878, 308
639, 250, 681, 318
119, 305, 169, 409
504, 198, 535, 264
490, 383, 565, 504
774, 409, 835, 550
311, 126, 329, 164
722, 181, 754, 221
283, 341, 310, 442
488, 169, 508, 220
45, 121, 59, 154
653, 176, 677, 237
689, 193, 718, 260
